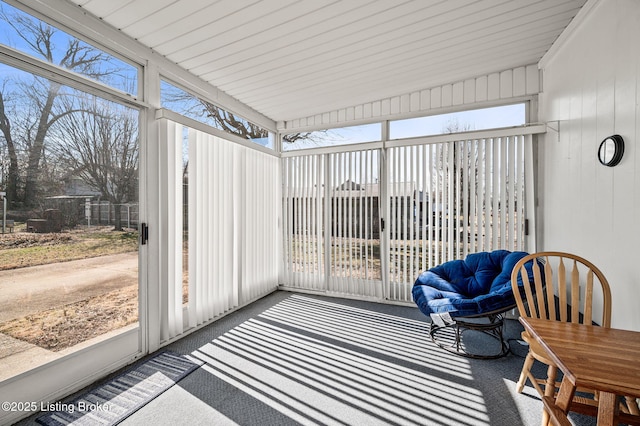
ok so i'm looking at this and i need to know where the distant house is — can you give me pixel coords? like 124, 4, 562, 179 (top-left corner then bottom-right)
44, 177, 138, 229
61, 176, 102, 197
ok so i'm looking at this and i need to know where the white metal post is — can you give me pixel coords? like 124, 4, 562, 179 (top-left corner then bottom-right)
380, 122, 390, 300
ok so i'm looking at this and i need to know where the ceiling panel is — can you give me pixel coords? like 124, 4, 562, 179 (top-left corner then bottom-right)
69, 0, 588, 123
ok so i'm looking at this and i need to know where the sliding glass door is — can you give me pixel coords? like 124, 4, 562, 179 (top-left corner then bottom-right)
325, 149, 383, 298
0, 5, 142, 421
282, 148, 383, 299
385, 133, 533, 302
281, 127, 537, 303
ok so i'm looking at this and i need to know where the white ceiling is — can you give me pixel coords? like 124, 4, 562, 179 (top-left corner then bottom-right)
68, 0, 587, 123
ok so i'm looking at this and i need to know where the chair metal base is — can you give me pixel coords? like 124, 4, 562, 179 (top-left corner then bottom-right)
429, 312, 510, 359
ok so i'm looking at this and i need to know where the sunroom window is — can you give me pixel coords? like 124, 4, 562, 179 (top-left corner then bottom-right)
390, 104, 526, 139
160, 79, 275, 149
282, 123, 382, 151
0, 2, 141, 381
0, 2, 139, 96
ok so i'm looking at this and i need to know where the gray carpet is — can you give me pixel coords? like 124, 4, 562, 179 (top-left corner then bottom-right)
34, 351, 202, 426
16, 291, 598, 426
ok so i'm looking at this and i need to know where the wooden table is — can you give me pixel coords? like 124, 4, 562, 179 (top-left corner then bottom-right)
519, 317, 640, 426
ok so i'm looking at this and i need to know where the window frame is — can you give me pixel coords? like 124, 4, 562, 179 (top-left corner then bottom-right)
0, 0, 143, 100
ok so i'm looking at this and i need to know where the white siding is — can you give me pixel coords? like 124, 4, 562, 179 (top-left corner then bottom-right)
538, 0, 640, 330
282, 65, 540, 132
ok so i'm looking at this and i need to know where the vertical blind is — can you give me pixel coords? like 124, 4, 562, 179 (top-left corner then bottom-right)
158, 119, 184, 341
281, 153, 326, 291
160, 117, 538, 323
282, 149, 383, 299
282, 128, 537, 303
158, 118, 279, 342
326, 149, 382, 298
386, 134, 532, 302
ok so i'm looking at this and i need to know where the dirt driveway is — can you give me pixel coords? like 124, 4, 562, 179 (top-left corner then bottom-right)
0, 252, 138, 322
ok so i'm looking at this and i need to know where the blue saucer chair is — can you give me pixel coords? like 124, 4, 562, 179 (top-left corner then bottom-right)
412, 250, 534, 359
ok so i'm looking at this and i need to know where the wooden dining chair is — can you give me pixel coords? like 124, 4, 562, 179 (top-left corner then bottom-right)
541, 396, 573, 426
510, 251, 640, 419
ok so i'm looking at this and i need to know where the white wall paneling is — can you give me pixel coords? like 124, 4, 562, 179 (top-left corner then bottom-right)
538, 0, 640, 330
281, 65, 540, 133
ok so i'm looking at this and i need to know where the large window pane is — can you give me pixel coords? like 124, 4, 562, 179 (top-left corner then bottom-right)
282, 123, 381, 152
161, 79, 274, 149
0, 2, 139, 96
0, 62, 139, 380
390, 104, 526, 139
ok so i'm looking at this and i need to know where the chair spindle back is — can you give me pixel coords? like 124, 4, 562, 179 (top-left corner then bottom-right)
511, 251, 611, 327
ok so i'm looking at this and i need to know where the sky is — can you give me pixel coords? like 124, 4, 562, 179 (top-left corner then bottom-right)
0, 2, 138, 96
283, 103, 526, 151
389, 103, 525, 139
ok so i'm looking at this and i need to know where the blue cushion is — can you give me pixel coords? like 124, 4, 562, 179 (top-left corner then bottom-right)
412, 250, 530, 318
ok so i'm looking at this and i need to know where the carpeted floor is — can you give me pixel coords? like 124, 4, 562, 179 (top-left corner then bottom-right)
35, 351, 202, 426
15, 290, 598, 426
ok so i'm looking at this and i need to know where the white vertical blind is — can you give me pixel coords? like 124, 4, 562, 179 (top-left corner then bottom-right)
326, 149, 382, 298
187, 129, 280, 328
281, 154, 325, 290
188, 129, 240, 327
386, 133, 532, 302
282, 126, 539, 304
158, 119, 184, 341
242, 147, 281, 301
281, 149, 382, 298
158, 119, 279, 341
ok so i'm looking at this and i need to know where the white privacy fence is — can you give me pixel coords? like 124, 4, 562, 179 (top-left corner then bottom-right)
282, 126, 542, 303
158, 117, 280, 342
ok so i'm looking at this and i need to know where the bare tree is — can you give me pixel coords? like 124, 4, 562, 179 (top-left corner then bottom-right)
0, 5, 117, 207
199, 101, 315, 144
0, 88, 19, 203
51, 97, 138, 231
162, 84, 318, 144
